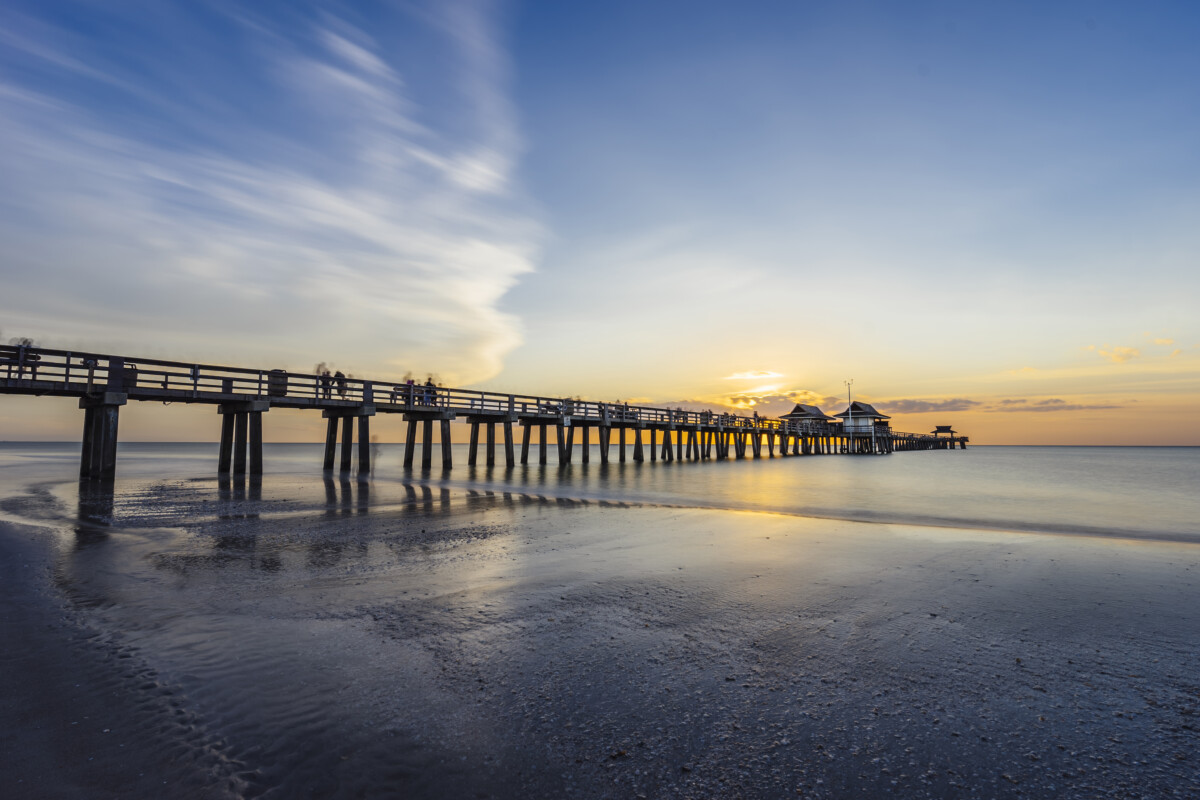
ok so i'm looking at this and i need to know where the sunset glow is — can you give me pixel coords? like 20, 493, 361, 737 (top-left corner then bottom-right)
2, 1, 1198, 445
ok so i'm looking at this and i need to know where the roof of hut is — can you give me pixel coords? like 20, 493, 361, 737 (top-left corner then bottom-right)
832, 401, 891, 420
932, 425, 956, 434
780, 403, 836, 421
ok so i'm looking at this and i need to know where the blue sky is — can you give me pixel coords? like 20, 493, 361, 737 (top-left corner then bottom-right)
2, 1, 1199, 442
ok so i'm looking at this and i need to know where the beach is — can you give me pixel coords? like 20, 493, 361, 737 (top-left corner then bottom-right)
1, 445, 1199, 798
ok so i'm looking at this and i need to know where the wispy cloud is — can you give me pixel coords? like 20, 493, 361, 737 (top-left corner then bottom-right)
0, 1, 538, 381
1153, 337, 1174, 346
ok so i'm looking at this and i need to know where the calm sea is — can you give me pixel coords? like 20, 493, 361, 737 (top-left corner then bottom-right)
1, 442, 1197, 543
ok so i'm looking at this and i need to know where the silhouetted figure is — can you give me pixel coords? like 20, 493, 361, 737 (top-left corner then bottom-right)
423, 377, 437, 406
8, 338, 39, 379
335, 370, 347, 399
319, 370, 332, 399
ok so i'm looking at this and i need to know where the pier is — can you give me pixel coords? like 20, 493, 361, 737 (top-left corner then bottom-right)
2, 345, 967, 480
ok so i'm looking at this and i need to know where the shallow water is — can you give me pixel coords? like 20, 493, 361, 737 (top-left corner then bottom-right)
2, 443, 1199, 798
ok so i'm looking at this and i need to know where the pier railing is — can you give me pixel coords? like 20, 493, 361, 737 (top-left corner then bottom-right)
2, 344, 966, 477
0, 344, 857, 433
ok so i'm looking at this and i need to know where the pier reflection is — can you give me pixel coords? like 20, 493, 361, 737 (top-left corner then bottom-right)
217, 474, 263, 518
75, 478, 115, 547
322, 475, 371, 516
140, 475, 608, 579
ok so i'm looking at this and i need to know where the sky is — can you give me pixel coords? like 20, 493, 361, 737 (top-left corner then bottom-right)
1, 0, 1198, 445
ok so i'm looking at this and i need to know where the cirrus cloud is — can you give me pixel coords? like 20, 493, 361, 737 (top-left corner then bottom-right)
0, 1, 538, 383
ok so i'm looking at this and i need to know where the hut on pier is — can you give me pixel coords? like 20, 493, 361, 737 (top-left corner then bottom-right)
931, 425, 956, 437
832, 401, 890, 434
779, 404, 836, 433
780, 403, 836, 423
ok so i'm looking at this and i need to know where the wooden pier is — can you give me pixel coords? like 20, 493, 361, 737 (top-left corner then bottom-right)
1, 345, 967, 480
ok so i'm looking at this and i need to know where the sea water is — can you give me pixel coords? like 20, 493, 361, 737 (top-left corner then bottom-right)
2, 442, 1197, 543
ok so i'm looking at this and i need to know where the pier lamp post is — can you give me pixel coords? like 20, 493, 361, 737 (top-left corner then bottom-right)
844, 379, 853, 453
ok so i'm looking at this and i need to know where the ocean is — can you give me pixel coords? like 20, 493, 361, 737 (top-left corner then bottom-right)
4, 442, 1198, 542
2, 442, 1198, 798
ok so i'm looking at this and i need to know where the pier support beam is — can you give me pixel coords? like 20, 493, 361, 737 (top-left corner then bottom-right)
322, 404, 373, 474
422, 420, 433, 469
404, 420, 417, 468
340, 416, 353, 472
358, 416, 370, 474
402, 409, 452, 470
441, 420, 453, 469
220, 400, 269, 476
79, 393, 126, 481
221, 413, 238, 473
250, 412, 264, 475
468, 422, 480, 466
559, 424, 571, 464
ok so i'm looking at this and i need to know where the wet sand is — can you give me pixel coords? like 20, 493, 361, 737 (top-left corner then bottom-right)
2, 477, 1200, 799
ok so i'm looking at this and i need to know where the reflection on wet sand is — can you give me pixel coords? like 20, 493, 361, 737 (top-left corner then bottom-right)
77, 478, 115, 527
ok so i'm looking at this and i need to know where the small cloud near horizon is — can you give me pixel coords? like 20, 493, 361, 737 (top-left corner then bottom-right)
1153, 337, 1174, 346
882, 398, 981, 414
1087, 345, 1140, 363
990, 398, 1122, 412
